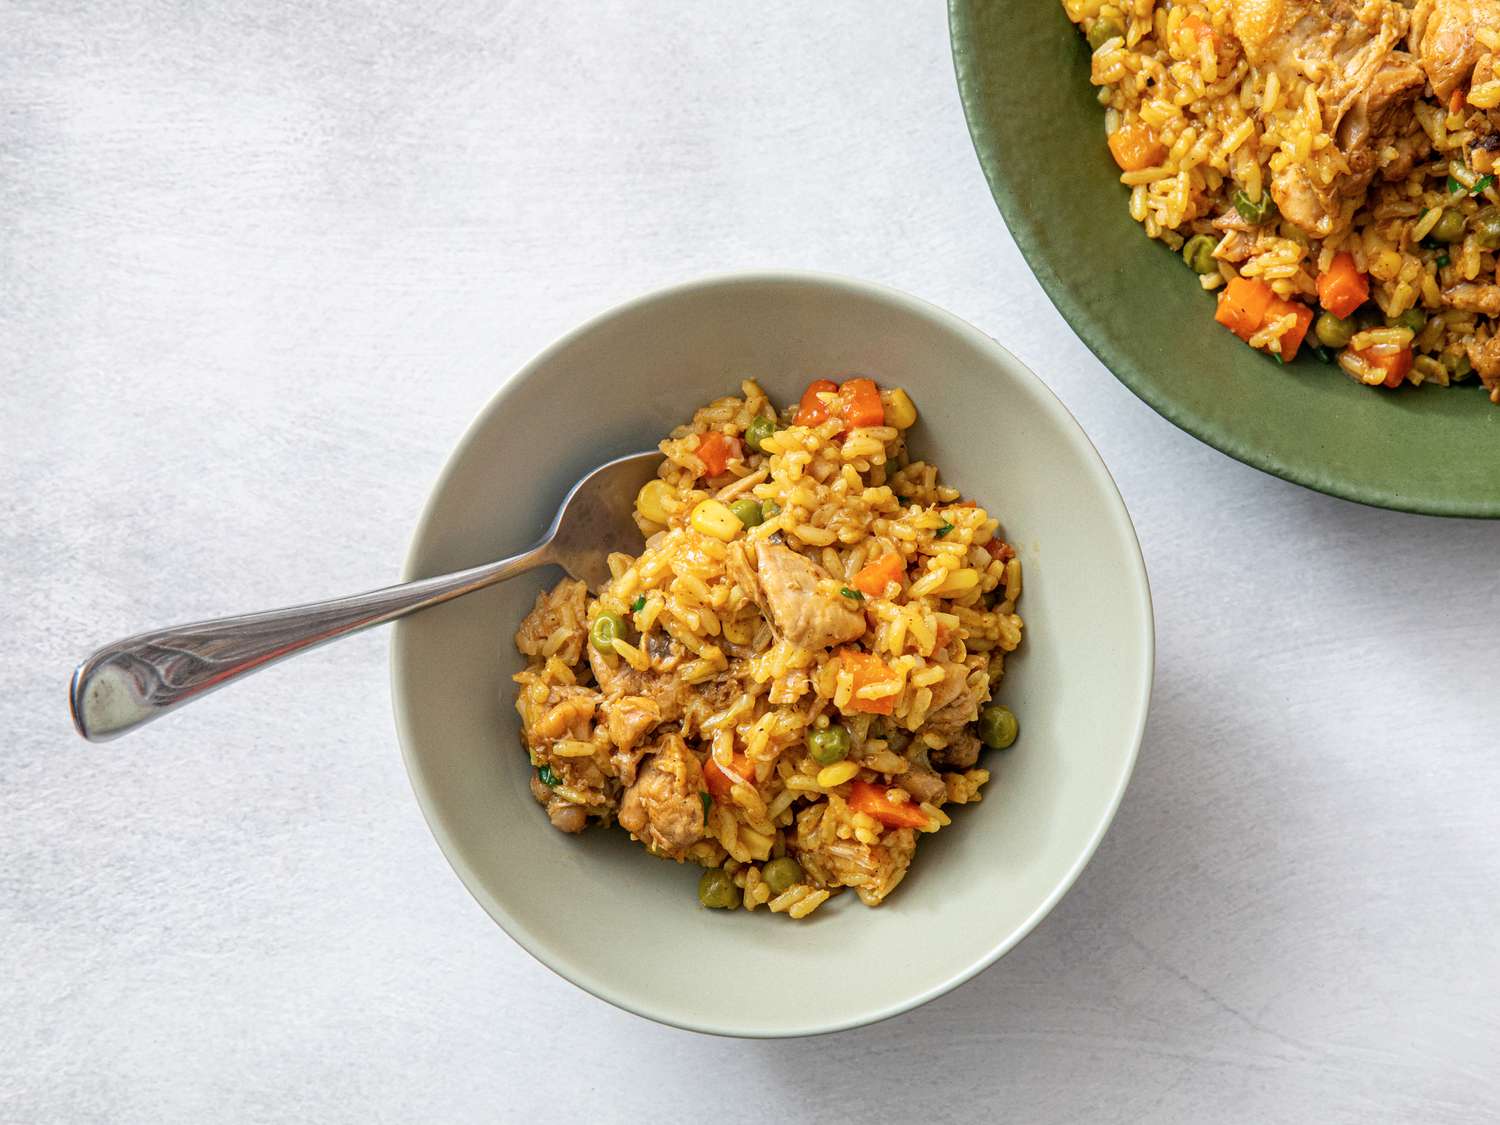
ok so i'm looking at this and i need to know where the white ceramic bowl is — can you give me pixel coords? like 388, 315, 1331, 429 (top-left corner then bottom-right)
391, 272, 1153, 1037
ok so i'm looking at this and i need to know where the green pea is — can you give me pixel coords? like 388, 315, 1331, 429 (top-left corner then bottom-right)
977, 704, 1019, 750
1473, 206, 1500, 250
697, 868, 740, 909
1181, 233, 1218, 275
1314, 312, 1355, 349
761, 857, 804, 895
806, 724, 851, 765
1087, 17, 1122, 50
1431, 209, 1467, 243
590, 611, 627, 654
729, 498, 764, 529
762, 500, 782, 518
744, 415, 776, 452
1443, 350, 1473, 380
1387, 308, 1426, 334
1232, 188, 1277, 225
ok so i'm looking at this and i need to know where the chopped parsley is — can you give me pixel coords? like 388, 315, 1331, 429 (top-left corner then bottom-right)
1448, 175, 1464, 195
934, 522, 954, 538
631, 595, 646, 613
839, 586, 865, 602
1310, 344, 1332, 364
700, 791, 712, 817
1472, 174, 1495, 196
1436, 253, 1452, 268
537, 764, 560, 787
1271, 352, 1285, 365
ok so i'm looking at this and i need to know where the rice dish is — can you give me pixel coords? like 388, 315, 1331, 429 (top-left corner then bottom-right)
1064, 0, 1500, 399
512, 378, 1024, 918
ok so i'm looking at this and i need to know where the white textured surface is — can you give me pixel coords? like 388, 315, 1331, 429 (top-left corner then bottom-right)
3, 3, 1498, 1122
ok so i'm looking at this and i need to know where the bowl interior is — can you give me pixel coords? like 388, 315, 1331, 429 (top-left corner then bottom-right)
949, 1, 1500, 518
391, 274, 1153, 1036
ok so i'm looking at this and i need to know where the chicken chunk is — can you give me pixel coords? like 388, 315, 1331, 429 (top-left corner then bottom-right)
793, 821, 917, 906
1466, 336, 1500, 400
617, 733, 706, 860
926, 662, 979, 719
1232, 0, 1425, 235
530, 775, 589, 834
737, 541, 867, 651
598, 694, 663, 787
515, 579, 588, 666
928, 729, 982, 771
895, 766, 948, 807
602, 694, 662, 754
1411, 0, 1500, 102
1443, 283, 1500, 316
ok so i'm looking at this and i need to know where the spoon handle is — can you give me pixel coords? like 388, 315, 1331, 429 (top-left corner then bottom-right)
70, 543, 551, 742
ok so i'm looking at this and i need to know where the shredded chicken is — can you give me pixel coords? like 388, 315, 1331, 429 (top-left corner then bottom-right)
617, 733, 706, 860
793, 826, 917, 907
514, 578, 588, 666
1232, 0, 1425, 235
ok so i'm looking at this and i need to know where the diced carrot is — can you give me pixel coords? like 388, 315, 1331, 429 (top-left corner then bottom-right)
836, 377, 885, 429
1107, 123, 1167, 172
840, 650, 897, 715
1181, 15, 1218, 45
704, 752, 755, 799
1265, 297, 1314, 361
1215, 276, 1276, 341
793, 379, 839, 426
1352, 345, 1414, 388
985, 539, 1017, 563
1315, 252, 1369, 320
847, 780, 931, 830
852, 553, 905, 598
695, 432, 740, 477
1450, 88, 1466, 114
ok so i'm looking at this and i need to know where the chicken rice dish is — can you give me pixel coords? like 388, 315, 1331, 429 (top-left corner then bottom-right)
512, 378, 1024, 918
1065, 0, 1500, 399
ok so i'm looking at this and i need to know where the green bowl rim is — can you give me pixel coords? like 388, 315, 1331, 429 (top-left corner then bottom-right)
948, 0, 1500, 520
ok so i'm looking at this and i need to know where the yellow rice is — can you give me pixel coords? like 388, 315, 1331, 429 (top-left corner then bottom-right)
511, 379, 1023, 918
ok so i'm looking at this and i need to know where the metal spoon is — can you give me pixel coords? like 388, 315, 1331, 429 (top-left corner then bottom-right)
70, 450, 662, 742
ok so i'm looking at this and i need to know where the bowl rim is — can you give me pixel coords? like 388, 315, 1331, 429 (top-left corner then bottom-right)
389, 268, 1156, 1037
947, 0, 1500, 520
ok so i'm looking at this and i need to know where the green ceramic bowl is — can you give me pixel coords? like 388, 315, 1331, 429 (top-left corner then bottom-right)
950, 2, 1500, 518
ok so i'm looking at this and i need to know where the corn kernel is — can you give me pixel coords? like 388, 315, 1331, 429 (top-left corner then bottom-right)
816, 761, 860, 788
690, 498, 742, 541
882, 387, 918, 429
936, 568, 981, 595
636, 479, 674, 525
